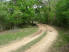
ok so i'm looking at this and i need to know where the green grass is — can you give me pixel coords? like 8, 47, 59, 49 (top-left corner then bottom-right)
0, 26, 38, 46
48, 27, 69, 52
54, 28, 69, 47
13, 32, 46, 52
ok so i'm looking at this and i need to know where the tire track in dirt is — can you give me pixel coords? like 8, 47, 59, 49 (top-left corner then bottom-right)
0, 24, 46, 52
25, 25, 58, 52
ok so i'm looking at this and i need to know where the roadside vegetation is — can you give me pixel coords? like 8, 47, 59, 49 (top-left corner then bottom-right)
49, 0, 69, 52
48, 27, 69, 52
56, 28, 69, 47
0, 26, 38, 46
0, 0, 69, 30
0, 0, 69, 52
56, 28, 69, 52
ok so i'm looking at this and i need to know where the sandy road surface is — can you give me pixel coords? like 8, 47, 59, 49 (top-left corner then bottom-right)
25, 25, 58, 52
0, 24, 46, 52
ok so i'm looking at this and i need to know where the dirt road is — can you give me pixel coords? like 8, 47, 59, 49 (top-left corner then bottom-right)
25, 25, 58, 52
0, 24, 46, 52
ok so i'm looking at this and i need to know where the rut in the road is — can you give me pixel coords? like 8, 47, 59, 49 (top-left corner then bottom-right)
25, 25, 58, 52
0, 24, 46, 52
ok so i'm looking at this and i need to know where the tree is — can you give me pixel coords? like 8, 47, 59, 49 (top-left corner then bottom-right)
56, 0, 69, 27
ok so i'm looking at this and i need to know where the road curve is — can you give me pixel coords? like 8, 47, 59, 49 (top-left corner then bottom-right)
0, 24, 46, 52
25, 25, 58, 52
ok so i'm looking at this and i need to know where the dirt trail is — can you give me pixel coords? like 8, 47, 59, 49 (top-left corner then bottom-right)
25, 25, 58, 52
0, 24, 46, 52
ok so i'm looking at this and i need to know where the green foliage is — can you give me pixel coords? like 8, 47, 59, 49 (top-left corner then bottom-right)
0, 0, 48, 30
0, 2, 10, 30
56, 0, 69, 27
0, 0, 69, 30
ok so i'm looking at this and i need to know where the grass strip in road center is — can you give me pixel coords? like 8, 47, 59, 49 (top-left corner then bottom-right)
13, 32, 46, 52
